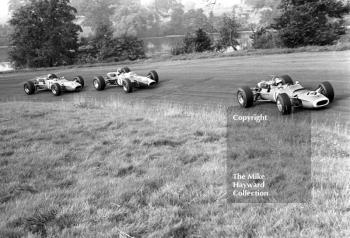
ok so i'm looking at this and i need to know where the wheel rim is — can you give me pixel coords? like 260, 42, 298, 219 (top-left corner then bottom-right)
52, 88, 56, 94
237, 92, 244, 105
94, 80, 99, 88
277, 99, 283, 112
123, 85, 127, 91
24, 86, 29, 94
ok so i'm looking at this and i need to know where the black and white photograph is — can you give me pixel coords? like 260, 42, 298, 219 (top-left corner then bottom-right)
0, 0, 349, 237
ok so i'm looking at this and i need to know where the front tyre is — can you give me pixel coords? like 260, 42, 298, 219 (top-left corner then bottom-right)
237, 86, 254, 108
93, 76, 106, 91
24, 81, 35, 95
74, 75, 84, 88
51, 83, 62, 96
276, 93, 292, 115
123, 78, 133, 93
147, 70, 159, 84
317, 81, 334, 103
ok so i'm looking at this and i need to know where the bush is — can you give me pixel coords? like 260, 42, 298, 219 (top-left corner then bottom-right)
273, 0, 350, 48
250, 27, 276, 49
77, 35, 145, 63
194, 28, 212, 52
171, 28, 212, 55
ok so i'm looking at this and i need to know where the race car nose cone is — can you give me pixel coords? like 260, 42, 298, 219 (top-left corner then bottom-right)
314, 98, 329, 107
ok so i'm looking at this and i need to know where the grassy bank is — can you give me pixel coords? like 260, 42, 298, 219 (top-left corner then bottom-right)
0, 99, 349, 237
2, 43, 350, 75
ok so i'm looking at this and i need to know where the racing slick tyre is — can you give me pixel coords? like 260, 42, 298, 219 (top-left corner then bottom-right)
276, 93, 292, 115
74, 75, 84, 88
279, 75, 293, 85
51, 83, 62, 96
24, 81, 35, 95
122, 67, 131, 73
93, 76, 106, 91
317, 81, 334, 103
237, 86, 254, 108
147, 70, 159, 84
123, 78, 133, 93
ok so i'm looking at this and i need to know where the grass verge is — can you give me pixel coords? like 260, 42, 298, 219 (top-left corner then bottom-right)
1, 43, 350, 75
0, 98, 349, 237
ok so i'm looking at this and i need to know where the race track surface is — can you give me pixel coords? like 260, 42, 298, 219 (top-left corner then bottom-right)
1, 51, 350, 123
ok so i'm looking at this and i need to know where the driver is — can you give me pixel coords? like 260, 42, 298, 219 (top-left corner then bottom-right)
116, 69, 123, 75
273, 77, 283, 87
48, 74, 58, 80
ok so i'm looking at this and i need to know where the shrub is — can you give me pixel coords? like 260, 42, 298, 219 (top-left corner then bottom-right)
273, 0, 350, 48
171, 28, 212, 55
250, 27, 275, 49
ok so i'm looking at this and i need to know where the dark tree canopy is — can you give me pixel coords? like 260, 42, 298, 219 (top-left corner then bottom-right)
273, 0, 350, 47
9, 0, 81, 67
218, 14, 240, 50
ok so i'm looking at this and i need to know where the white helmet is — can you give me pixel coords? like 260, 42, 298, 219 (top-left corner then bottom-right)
275, 77, 283, 85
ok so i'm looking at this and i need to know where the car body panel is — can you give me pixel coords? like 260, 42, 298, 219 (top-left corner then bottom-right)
103, 69, 157, 88
31, 74, 82, 92
255, 78, 330, 109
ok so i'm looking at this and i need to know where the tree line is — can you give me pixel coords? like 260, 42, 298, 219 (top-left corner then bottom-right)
6, 0, 350, 68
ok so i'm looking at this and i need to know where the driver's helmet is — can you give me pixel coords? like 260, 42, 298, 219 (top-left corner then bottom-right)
274, 77, 283, 85
48, 74, 58, 79
116, 69, 123, 75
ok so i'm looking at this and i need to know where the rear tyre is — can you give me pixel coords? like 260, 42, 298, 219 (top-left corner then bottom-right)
93, 76, 106, 91
74, 75, 84, 88
237, 86, 254, 108
147, 70, 159, 84
317, 81, 334, 103
276, 93, 292, 115
122, 67, 130, 73
123, 78, 133, 93
24, 81, 35, 95
279, 75, 293, 85
51, 83, 62, 96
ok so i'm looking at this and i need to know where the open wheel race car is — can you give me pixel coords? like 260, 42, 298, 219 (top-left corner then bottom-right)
93, 66, 159, 93
237, 75, 334, 115
24, 74, 84, 96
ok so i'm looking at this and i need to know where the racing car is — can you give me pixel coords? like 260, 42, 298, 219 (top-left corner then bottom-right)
24, 74, 84, 96
93, 66, 159, 93
237, 75, 334, 115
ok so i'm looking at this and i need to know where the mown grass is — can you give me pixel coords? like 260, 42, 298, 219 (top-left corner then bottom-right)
2, 42, 350, 75
0, 98, 349, 238
162, 42, 350, 62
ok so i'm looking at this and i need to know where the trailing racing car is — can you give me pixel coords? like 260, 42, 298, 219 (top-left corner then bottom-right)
24, 74, 84, 96
93, 66, 159, 93
237, 75, 334, 115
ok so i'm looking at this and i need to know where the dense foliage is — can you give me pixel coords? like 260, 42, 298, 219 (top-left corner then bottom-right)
9, 0, 81, 67
250, 27, 278, 49
217, 14, 240, 50
273, 0, 350, 47
171, 28, 212, 55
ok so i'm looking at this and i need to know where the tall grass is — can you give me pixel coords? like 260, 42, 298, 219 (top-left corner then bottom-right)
0, 99, 349, 237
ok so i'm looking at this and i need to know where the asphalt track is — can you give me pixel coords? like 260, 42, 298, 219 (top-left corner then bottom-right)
1, 51, 349, 123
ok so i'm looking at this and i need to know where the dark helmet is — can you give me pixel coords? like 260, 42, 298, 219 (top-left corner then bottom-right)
48, 74, 58, 79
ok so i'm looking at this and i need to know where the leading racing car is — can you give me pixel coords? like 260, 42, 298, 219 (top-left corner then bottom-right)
237, 75, 334, 115
24, 74, 84, 96
93, 66, 159, 93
